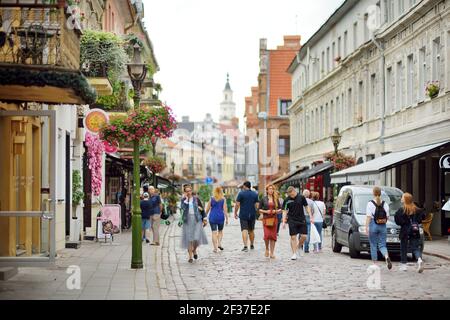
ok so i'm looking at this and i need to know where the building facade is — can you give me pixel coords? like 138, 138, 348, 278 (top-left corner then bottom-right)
289, 0, 450, 235
245, 36, 301, 192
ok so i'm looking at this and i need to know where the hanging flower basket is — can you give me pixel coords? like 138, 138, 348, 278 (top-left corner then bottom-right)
99, 104, 177, 145
144, 156, 167, 174
324, 151, 356, 172
426, 81, 440, 99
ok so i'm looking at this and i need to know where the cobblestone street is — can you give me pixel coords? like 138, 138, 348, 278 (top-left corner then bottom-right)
1, 215, 450, 300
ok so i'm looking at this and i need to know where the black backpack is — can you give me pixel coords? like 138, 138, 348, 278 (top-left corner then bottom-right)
408, 215, 420, 238
371, 201, 388, 225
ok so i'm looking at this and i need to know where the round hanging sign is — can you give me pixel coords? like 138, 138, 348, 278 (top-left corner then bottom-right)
84, 109, 109, 134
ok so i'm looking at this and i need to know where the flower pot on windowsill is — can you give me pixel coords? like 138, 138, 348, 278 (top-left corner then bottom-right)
428, 90, 440, 99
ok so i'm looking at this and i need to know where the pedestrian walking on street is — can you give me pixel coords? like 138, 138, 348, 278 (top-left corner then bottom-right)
365, 186, 393, 270
302, 190, 316, 253
234, 181, 259, 252
226, 195, 233, 217
149, 186, 162, 246
180, 185, 208, 263
259, 184, 283, 259
206, 186, 229, 253
140, 193, 152, 244
282, 186, 311, 260
311, 192, 325, 253
394, 193, 426, 273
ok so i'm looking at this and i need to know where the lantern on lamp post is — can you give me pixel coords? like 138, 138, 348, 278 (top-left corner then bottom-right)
330, 127, 342, 156
127, 43, 147, 269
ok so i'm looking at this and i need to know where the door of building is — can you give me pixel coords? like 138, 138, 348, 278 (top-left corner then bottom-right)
441, 169, 450, 236
0, 110, 57, 267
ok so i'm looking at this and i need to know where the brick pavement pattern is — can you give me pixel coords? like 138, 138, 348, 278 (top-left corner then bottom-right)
0, 215, 449, 300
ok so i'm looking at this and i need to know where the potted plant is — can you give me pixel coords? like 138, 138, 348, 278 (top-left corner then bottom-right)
426, 81, 440, 99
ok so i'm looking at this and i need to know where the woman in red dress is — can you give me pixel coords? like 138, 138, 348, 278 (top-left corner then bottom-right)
259, 185, 282, 259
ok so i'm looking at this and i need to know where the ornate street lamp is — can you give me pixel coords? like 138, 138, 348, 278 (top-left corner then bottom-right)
127, 43, 147, 269
330, 127, 342, 156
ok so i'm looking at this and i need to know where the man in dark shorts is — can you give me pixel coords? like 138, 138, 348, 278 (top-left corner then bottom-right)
234, 181, 259, 252
282, 186, 312, 260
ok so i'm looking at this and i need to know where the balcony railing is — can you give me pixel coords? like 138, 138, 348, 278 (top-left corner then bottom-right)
0, 1, 80, 70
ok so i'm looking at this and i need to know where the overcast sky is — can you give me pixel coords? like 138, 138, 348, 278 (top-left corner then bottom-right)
143, 0, 344, 125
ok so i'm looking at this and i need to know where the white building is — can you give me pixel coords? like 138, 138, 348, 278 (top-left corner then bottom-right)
219, 74, 237, 125
289, 0, 450, 236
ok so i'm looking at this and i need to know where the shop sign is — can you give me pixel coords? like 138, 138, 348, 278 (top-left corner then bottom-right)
96, 205, 121, 240
439, 154, 450, 169
84, 109, 109, 134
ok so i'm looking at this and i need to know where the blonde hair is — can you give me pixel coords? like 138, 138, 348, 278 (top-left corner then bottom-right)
266, 184, 280, 210
213, 186, 224, 201
402, 193, 417, 216
373, 186, 382, 206
312, 192, 320, 201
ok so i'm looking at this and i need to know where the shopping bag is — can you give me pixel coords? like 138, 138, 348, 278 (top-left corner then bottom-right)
310, 223, 321, 245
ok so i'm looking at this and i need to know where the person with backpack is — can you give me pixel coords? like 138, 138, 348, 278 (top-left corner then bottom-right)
394, 193, 426, 273
179, 184, 208, 263
206, 186, 229, 253
365, 186, 393, 270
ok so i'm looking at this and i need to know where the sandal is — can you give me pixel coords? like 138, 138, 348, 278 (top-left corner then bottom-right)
265, 250, 270, 258
270, 255, 276, 259
188, 258, 193, 263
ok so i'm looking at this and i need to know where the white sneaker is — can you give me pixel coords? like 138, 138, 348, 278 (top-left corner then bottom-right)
399, 264, 408, 271
297, 248, 305, 257
291, 253, 298, 260
417, 258, 424, 273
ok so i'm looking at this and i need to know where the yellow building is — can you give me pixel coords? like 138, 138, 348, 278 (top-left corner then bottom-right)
0, 2, 95, 265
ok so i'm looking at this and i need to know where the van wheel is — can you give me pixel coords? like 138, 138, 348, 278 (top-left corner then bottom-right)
349, 233, 360, 259
332, 228, 342, 253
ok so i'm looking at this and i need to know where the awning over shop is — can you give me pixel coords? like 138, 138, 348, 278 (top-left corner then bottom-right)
270, 167, 308, 185
284, 162, 334, 186
331, 141, 450, 184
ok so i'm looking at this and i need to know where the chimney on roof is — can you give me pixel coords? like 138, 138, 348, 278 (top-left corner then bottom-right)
281, 35, 301, 49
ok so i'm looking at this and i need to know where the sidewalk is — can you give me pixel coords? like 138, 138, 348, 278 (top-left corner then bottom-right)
423, 237, 450, 261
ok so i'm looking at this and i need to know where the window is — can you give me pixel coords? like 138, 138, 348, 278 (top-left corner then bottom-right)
348, 88, 353, 126
279, 100, 291, 116
418, 47, 426, 102
332, 42, 336, 68
432, 37, 441, 84
364, 13, 369, 42
326, 47, 330, 72
320, 106, 324, 138
321, 51, 325, 76
396, 61, 403, 110
398, 0, 404, 15
386, 67, 393, 113
407, 54, 414, 106
330, 100, 335, 133
279, 137, 290, 156
336, 96, 341, 129
338, 37, 342, 58
370, 73, 377, 118
353, 22, 358, 50
344, 31, 348, 57
325, 103, 329, 136
358, 81, 364, 122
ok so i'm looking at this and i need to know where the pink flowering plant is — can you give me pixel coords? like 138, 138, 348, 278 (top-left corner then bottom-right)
99, 104, 177, 146
144, 156, 167, 174
85, 132, 105, 196
324, 151, 356, 172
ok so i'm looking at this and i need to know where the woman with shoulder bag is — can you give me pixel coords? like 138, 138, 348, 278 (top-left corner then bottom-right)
394, 193, 426, 273
259, 185, 282, 259
311, 192, 326, 253
179, 185, 208, 263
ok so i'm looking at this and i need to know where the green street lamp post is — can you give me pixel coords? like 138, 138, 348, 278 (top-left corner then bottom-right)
128, 44, 147, 269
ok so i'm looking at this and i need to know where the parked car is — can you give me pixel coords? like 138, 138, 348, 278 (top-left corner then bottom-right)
331, 185, 425, 259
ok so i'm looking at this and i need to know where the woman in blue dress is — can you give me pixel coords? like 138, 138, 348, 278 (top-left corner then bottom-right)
206, 186, 229, 253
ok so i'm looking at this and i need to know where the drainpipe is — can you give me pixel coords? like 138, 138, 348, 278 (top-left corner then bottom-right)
372, 37, 386, 152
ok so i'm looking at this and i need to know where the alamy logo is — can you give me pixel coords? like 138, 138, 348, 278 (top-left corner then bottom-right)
66, 265, 81, 290
366, 265, 381, 290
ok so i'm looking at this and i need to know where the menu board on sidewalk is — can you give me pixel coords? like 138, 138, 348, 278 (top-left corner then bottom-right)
97, 205, 121, 240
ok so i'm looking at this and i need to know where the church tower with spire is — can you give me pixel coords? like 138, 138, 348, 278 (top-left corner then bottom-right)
219, 73, 236, 125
